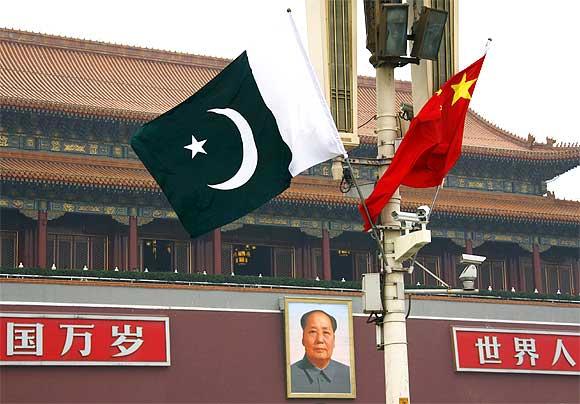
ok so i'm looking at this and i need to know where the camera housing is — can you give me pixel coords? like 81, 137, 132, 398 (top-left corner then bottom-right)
460, 253, 486, 265
416, 205, 430, 221
459, 264, 478, 290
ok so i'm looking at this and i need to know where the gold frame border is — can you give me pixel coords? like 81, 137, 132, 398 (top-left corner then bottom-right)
284, 296, 356, 399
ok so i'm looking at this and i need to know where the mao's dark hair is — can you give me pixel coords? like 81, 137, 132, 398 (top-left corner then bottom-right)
300, 310, 337, 332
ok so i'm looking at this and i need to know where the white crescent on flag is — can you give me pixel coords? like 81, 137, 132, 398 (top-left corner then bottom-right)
207, 108, 258, 190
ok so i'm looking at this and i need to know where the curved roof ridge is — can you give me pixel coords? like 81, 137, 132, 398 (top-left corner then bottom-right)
468, 108, 580, 151
468, 108, 531, 146
357, 75, 412, 92
0, 27, 232, 69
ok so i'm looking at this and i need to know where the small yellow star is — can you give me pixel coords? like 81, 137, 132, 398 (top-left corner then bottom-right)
435, 89, 442, 96
451, 73, 477, 106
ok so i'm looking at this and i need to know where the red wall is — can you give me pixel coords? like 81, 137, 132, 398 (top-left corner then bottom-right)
1, 304, 578, 403
0, 305, 384, 404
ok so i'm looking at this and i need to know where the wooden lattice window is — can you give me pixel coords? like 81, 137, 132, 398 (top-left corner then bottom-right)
174, 241, 190, 273
47, 234, 107, 270
327, 0, 353, 133
543, 262, 573, 295
274, 247, 294, 278
0, 231, 17, 268
478, 259, 507, 291
407, 255, 441, 287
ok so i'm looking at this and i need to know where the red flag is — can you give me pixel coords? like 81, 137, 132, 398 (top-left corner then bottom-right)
359, 56, 486, 230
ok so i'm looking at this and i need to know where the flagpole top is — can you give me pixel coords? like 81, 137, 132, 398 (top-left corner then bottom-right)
287, 8, 292, 13
484, 38, 493, 53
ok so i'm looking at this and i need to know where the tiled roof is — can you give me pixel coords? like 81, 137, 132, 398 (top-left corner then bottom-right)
357, 78, 580, 161
2, 150, 579, 225
1, 28, 578, 162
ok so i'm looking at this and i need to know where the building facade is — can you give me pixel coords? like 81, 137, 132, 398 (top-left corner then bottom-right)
0, 28, 579, 295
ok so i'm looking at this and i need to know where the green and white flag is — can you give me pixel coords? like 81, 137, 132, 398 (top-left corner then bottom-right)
131, 11, 346, 239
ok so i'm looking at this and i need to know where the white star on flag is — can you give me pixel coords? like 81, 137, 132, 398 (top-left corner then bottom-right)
184, 134, 207, 159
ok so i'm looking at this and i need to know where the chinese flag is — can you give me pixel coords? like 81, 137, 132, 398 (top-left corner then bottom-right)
359, 56, 486, 230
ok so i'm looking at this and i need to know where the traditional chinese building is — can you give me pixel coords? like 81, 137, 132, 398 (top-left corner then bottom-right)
1, 28, 579, 295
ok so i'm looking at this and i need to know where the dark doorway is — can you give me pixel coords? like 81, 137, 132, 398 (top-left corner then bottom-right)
331, 250, 354, 281
233, 244, 272, 277
142, 239, 172, 272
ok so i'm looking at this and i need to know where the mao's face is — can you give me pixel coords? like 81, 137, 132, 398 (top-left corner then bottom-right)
302, 312, 335, 365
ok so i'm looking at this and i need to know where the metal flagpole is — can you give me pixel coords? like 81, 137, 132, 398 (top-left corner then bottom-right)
343, 157, 388, 272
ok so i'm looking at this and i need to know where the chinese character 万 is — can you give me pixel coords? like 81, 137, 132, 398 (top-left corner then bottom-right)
60, 324, 94, 357
6, 322, 44, 356
514, 337, 539, 366
475, 335, 502, 364
552, 339, 577, 367
111, 325, 144, 357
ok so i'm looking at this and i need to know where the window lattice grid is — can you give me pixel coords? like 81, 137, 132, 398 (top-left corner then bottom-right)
174, 241, 190, 273
74, 237, 89, 269
222, 243, 233, 274
92, 236, 106, 270
327, 0, 353, 133
57, 236, 73, 270
274, 247, 294, 278
0, 231, 17, 268
407, 255, 441, 287
477, 259, 506, 291
543, 262, 574, 294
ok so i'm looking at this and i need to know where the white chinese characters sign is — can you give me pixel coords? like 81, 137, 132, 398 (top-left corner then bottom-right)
1, 313, 170, 366
452, 327, 579, 375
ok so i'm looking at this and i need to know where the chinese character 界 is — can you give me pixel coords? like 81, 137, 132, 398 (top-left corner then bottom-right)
514, 337, 539, 366
111, 325, 144, 357
475, 335, 502, 364
552, 339, 576, 367
60, 324, 94, 357
6, 322, 44, 356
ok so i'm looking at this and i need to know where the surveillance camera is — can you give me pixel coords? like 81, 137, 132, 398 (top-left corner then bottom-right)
392, 210, 421, 223
459, 264, 477, 290
460, 253, 486, 265
416, 205, 430, 221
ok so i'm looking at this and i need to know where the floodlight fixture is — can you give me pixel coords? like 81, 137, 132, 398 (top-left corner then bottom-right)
410, 6, 448, 60
377, 3, 409, 58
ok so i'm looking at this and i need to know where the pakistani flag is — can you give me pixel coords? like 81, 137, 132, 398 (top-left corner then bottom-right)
131, 12, 346, 239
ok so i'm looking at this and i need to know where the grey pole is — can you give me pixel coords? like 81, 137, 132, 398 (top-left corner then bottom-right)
375, 62, 410, 404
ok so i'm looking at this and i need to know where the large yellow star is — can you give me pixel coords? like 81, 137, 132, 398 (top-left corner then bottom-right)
451, 73, 477, 106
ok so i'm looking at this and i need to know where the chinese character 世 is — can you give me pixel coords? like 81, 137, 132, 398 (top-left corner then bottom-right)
6, 322, 44, 356
552, 339, 577, 367
475, 335, 502, 364
514, 337, 539, 366
111, 325, 144, 357
60, 324, 94, 357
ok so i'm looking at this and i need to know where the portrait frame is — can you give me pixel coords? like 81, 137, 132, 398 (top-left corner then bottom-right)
284, 297, 356, 399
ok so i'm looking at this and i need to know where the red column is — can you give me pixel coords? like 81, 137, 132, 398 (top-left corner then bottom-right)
443, 251, 454, 287
508, 256, 520, 291
532, 243, 543, 293
212, 229, 222, 275
23, 228, 34, 267
36, 210, 47, 269
465, 239, 473, 255
322, 229, 331, 281
128, 216, 138, 271
302, 242, 311, 279
113, 234, 122, 270
574, 259, 580, 296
